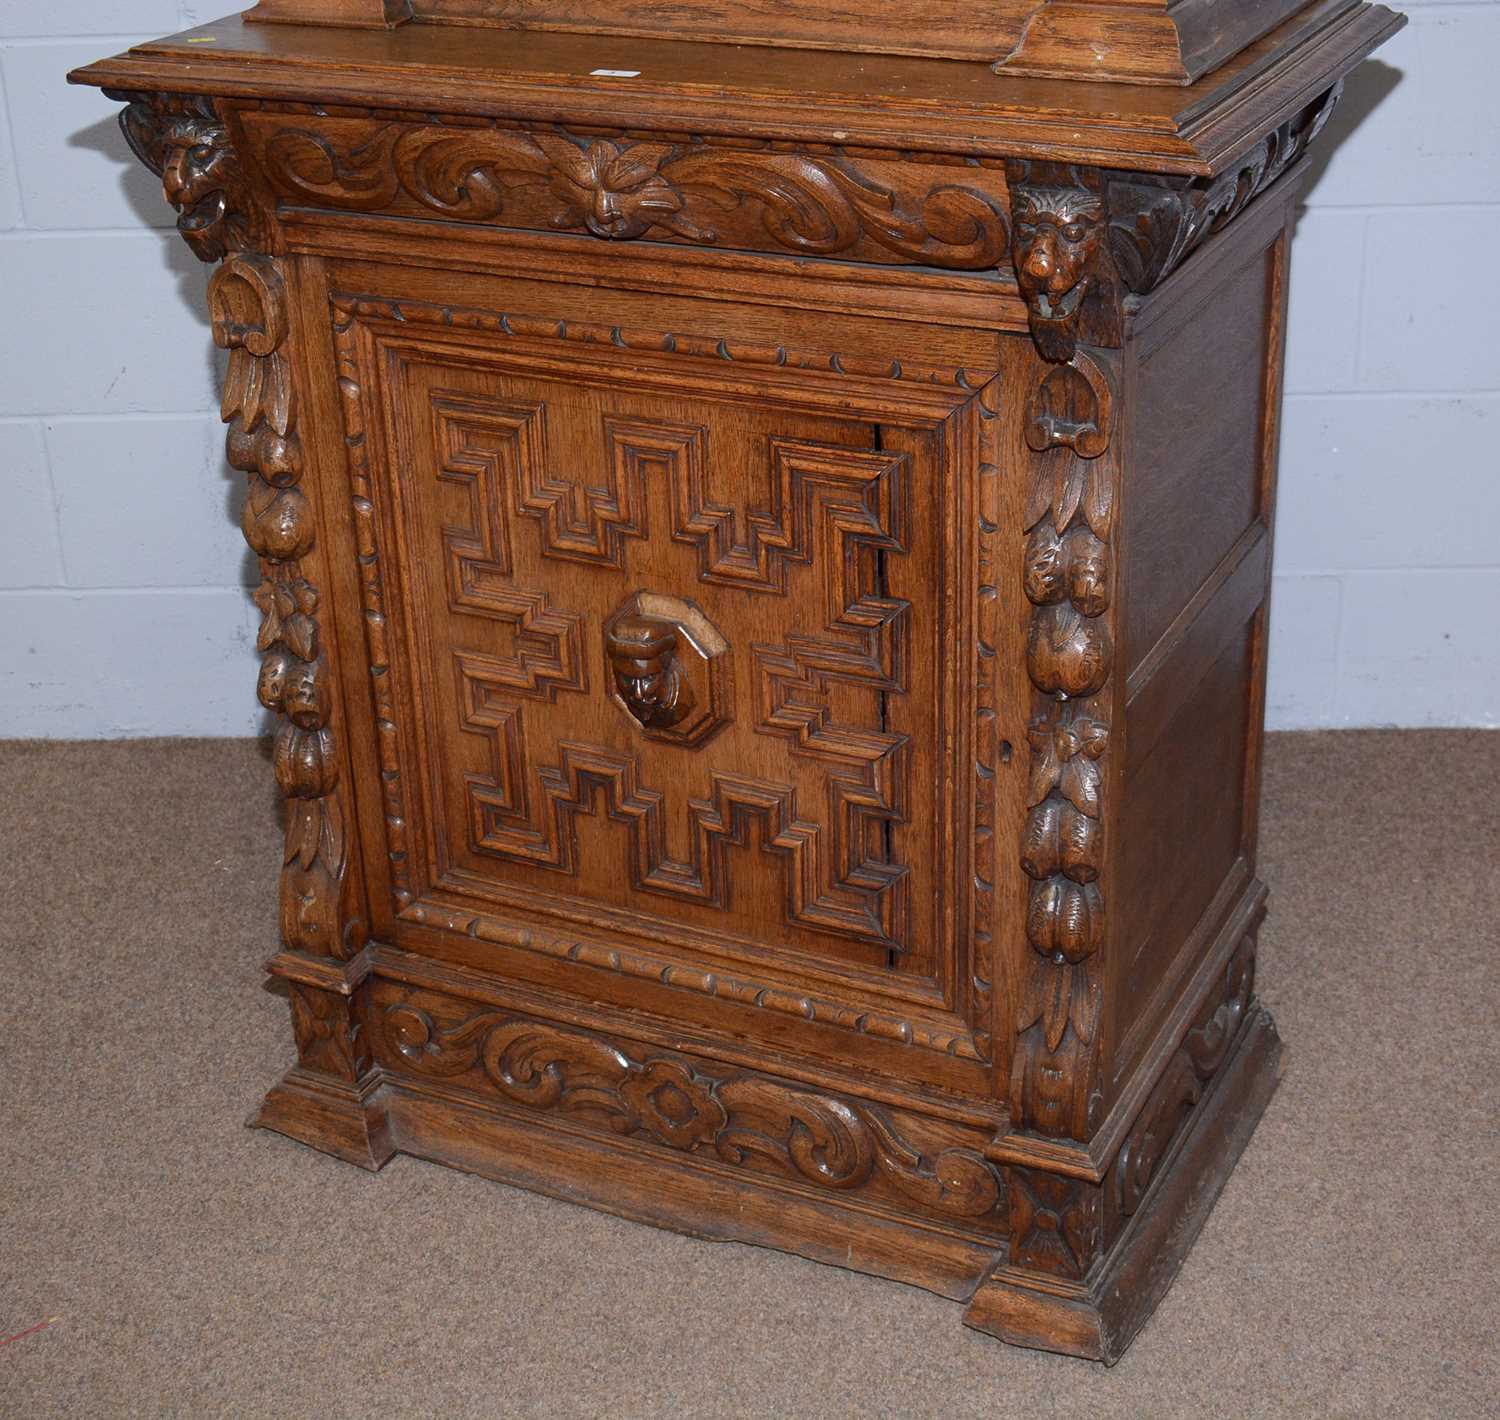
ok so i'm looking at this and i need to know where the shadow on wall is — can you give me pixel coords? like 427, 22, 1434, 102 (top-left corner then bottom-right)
67, 106, 274, 741
1299, 58, 1403, 203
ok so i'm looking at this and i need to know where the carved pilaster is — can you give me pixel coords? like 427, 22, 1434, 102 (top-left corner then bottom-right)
1010, 349, 1117, 1144
111, 91, 357, 971
214, 253, 358, 966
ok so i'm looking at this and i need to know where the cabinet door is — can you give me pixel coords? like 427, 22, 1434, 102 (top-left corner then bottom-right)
329, 267, 1008, 1079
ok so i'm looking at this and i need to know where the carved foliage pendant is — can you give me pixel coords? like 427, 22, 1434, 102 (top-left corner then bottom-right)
1008, 319, 1120, 1143
115, 91, 356, 965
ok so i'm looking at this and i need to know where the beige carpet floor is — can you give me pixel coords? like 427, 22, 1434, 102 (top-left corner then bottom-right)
0, 731, 1495, 1418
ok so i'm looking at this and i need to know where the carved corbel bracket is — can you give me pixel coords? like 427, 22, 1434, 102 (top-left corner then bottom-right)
107, 90, 271, 261
1105, 85, 1341, 293
1006, 86, 1341, 363
1005, 163, 1123, 364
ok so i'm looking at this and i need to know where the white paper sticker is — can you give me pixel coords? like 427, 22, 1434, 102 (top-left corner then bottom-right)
590, 68, 641, 78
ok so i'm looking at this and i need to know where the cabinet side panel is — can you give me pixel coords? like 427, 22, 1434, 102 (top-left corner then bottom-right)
1121, 252, 1273, 678
1115, 625, 1254, 1059
1109, 234, 1284, 1095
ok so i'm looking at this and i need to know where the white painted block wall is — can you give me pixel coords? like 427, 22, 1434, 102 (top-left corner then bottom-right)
0, 1, 1495, 736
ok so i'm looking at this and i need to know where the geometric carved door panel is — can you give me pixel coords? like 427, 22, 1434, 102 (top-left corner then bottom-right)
333, 289, 973, 1007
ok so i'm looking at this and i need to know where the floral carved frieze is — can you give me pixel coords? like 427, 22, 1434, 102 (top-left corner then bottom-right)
238, 112, 1011, 268
379, 998, 1005, 1225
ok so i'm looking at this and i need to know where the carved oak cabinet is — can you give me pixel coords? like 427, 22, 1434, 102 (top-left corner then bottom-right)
73, 0, 1401, 1363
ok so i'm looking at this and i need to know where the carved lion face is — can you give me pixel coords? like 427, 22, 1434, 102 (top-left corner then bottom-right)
1012, 188, 1105, 319
158, 115, 237, 260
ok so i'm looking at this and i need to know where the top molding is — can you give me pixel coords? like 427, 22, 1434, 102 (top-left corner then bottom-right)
242, 0, 1321, 87
71, 1, 1403, 177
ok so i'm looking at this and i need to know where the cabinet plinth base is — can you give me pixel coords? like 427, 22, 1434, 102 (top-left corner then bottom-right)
964, 1005, 1283, 1363
249, 990, 1281, 1363
252, 1066, 397, 1173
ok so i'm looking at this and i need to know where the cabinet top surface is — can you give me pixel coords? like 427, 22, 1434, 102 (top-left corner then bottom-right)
72, 2, 1401, 174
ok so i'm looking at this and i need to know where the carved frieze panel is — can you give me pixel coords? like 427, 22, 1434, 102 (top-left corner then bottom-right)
238, 111, 1011, 269
375, 987, 1005, 1231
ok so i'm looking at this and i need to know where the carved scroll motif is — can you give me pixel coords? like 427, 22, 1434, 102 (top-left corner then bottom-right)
382, 1002, 1004, 1222
250, 117, 1011, 268
1010, 350, 1118, 1142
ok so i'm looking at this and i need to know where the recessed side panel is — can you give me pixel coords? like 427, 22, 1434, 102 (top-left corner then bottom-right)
1110, 234, 1285, 1096
1115, 622, 1256, 1053
1122, 250, 1274, 677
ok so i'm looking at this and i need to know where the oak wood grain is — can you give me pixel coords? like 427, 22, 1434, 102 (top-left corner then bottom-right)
73, 0, 1399, 1364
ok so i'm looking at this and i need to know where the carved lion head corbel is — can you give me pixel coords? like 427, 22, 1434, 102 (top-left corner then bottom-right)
109, 90, 267, 261
1006, 163, 1124, 363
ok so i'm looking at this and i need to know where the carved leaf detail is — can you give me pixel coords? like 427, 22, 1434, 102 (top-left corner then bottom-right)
207, 250, 355, 964
1012, 339, 1118, 1141
254, 118, 1009, 268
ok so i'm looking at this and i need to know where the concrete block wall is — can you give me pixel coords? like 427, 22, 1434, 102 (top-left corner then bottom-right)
0, 1, 1495, 736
